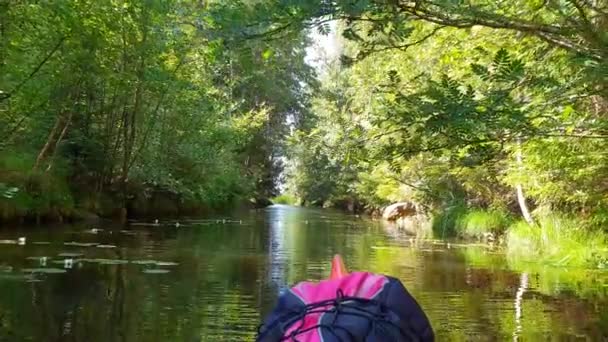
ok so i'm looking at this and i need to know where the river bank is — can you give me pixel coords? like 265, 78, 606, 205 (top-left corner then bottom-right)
276, 195, 608, 269
1, 175, 271, 225
431, 206, 608, 269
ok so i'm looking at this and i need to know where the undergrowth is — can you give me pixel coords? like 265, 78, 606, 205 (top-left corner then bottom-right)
0, 151, 74, 222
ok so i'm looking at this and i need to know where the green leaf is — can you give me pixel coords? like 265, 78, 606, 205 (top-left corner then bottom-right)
262, 49, 273, 60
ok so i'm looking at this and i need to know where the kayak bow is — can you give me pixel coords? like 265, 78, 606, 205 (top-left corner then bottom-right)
257, 254, 435, 341
329, 254, 348, 280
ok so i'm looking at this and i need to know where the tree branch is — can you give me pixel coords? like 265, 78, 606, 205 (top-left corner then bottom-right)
356, 25, 446, 59
0, 36, 67, 102
395, 1, 604, 60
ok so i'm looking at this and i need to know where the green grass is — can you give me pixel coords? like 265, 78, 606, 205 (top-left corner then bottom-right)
431, 201, 468, 238
506, 212, 608, 268
431, 203, 512, 239
456, 209, 513, 239
272, 193, 298, 205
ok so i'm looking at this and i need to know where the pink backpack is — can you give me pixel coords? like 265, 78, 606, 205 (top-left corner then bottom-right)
257, 255, 434, 341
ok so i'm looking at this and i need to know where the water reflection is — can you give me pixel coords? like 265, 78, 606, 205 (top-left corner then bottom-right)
267, 205, 289, 293
513, 272, 528, 341
0, 205, 606, 340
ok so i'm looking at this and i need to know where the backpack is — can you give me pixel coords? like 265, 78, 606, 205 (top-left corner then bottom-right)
257, 271, 434, 342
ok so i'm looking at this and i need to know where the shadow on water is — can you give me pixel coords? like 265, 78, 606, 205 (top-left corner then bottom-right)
0, 204, 607, 340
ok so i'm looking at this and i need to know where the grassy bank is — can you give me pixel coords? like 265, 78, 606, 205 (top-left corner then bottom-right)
431, 203, 512, 240
0, 151, 254, 224
507, 213, 608, 268
430, 203, 607, 268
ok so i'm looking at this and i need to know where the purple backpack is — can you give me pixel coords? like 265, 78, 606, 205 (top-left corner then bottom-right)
257, 269, 434, 341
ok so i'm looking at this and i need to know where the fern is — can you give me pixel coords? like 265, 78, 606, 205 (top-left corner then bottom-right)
471, 63, 490, 79
317, 22, 331, 35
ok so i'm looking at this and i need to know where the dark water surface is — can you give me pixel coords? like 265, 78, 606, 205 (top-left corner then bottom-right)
0, 205, 607, 341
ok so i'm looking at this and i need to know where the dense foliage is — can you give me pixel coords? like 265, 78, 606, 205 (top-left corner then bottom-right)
1, 0, 607, 264
259, 0, 608, 266
0, 0, 314, 221
281, 1, 607, 221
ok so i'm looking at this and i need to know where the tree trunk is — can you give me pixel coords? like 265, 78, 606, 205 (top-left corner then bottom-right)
45, 112, 73, 172
33, 115, 63, 171
120, 6, 149, 207
515, 139, 535, 225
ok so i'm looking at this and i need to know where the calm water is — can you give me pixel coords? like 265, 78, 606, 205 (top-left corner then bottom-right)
0, 205, 607, 341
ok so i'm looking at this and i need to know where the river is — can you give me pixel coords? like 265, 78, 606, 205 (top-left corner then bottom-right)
0, 205, 606, 340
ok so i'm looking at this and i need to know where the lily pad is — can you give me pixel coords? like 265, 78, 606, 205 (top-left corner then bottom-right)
22, 268, 67, 274
96, 244, 117, 249
26, 278, 44, 283
58, 252, 83, 257
130, 223, 159, 227
131, 260, 158, 265
0, 273, 34, 281
64, 242, 98, 247
91, 258, 129, 265
78, 258, 98, 263
26, 256, 49, 260
142, 269, 170, 274
51, 259, 78, 264
155, 261, 179, 267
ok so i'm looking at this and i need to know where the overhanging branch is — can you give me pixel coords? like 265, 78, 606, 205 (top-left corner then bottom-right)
0, 36, 67, 102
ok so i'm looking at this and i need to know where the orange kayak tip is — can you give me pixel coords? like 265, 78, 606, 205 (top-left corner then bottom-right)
329, 254, 349, 280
